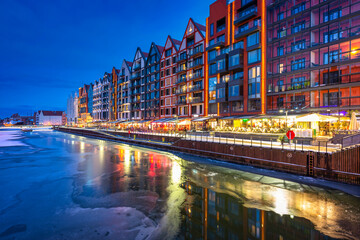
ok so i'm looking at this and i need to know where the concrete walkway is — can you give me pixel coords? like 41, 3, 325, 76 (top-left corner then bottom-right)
99, 129, 340, 153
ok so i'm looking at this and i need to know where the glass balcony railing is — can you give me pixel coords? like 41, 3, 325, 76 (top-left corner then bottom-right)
189, 97, 203, 104
188, 84, 203, 92
188, 71, 203, 81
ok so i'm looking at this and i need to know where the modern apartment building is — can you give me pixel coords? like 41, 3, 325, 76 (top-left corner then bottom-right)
117, 60, 132, 121
177, 18, 207, 118
66, 91, 78, 125
266, 0, 360, 115
144, 43, 164, 120
92, 74, 110, 121
130, 48, 148, 120
160, 35, 181, 118
78, 84, 93, 124
206, 0, 266, 117
110, 67, 120, 121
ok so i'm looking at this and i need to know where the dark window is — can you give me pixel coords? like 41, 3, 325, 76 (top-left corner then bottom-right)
217, 18, 226, 32
323, 92, 341, 107
217, 34, 225, 43
165, 49, 172, 57
210, 23, 214, 36
291, 3, 306, 15
277, 12, 284, 21
277, 46, 284, 56
187, 37, 195, 47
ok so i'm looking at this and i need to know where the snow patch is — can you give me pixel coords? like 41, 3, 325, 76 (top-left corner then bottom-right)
0, 131, 27, 147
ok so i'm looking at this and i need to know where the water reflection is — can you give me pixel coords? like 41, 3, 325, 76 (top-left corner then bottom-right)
63, 134, 360, 239
180, 181, 342, 240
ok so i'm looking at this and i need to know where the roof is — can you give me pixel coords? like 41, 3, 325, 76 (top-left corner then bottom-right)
39, 111, 64, 116
143, 52, 149, 58
126, 61, 133, 67
193, 20, 206, 32
156, 45, 164, 54
172, 38, 181, 45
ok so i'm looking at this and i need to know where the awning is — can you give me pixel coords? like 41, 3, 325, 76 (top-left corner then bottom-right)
138, 119, 153, 124
221, 115, 255, 120
192, 116, 213, 122
152, 118, 172, 123
295, 113, 338, 122
109, 120, 124, 124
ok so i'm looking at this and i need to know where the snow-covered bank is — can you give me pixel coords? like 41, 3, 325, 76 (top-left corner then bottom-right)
0, 130, 27, 147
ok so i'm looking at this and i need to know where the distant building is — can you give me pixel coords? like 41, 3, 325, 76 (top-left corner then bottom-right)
117, 60, 133, 121
66, 92, 78, 126
34, 110, 65, 126
130, 48, 148, 120
92, 75, 110, 122
78, 84, 93, 125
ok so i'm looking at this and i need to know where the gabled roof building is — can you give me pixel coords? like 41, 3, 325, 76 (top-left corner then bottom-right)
130, 48, 148, 120
144, 42, 164, 120
160, 35, 181, 118
176, 18, 207, 118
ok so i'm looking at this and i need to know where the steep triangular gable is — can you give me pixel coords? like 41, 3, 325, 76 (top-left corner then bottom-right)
179, 18, 206, 51
121, 59, 131, 72
132, 47, 146, 63
145, 42, 163, 65
162, 36, 174, 59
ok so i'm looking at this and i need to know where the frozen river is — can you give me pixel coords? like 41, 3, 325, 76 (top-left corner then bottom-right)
0, 129, 359, 240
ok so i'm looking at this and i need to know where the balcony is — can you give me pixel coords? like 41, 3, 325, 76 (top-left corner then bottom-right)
188, 46, 204, 57
188, 71, 203, 81
235, 21, 261, 40
176, 87, 187, 95
228, 75, 244, 86
177, 66, 187, 74
131, 72, 141, 80
132, 64, 141, 71
189, 97, 203, 104
176, 76, 187, 84
188, 84, 203, 93
206, 40, 225, 51
234, 7, 257, 26
178, 53, 187, 63
177, 99, 187, 105
188, 60, 203, 70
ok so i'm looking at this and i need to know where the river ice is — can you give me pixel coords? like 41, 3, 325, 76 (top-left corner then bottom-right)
0, 129, 359, 240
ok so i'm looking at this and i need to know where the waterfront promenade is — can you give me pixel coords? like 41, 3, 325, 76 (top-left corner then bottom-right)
56, 127, 360, 186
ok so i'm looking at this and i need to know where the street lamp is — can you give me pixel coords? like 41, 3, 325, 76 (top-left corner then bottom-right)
280, 109, 294, 128
173, 114, 179, 132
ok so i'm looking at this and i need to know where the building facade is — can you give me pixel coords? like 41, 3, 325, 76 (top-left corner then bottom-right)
66, 91, 78, 125
117, 60, 132, 121
177, 18, 207, 118
206, 0, 266, 117
92, 74, 111, 121
130, 48, 148, 120
160, 35, 181, 118
78, 84, 93, 123
266, 0, 360, 115
35, 110, 65, 126
110, 67, 120, 121
144, 42, 164, 120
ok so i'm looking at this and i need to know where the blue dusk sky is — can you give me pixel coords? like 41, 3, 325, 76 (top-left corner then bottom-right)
0, 0, 211, 118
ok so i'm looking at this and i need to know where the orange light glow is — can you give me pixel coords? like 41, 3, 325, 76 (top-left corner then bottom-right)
260, 0, 267, 114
